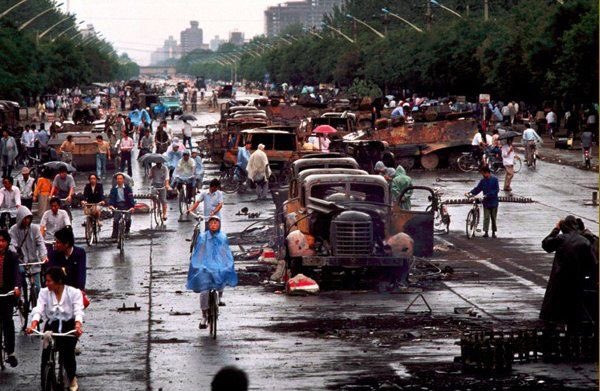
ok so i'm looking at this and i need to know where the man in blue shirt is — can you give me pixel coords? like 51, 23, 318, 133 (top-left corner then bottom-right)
236, 140, 251, 181
467, 166, 500, 238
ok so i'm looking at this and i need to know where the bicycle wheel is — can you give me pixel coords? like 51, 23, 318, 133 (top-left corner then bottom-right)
42, 356, 56, 391
219, 170, 239, 194
466, 209, 477, 239
178, 186, 187, 214
85, 217, 93, 246
0, 322, 4, 370
209, 291, 218, 339
513, 156, 522, 173
117, 218, 125, 253
17, 297, 28, 331
93, 219, 99, 245
152, 199, 162, 227
457, 155, 476, 172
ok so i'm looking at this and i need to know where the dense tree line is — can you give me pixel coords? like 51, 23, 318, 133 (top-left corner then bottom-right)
178, 0, 597, 104
0, 0, 139, 102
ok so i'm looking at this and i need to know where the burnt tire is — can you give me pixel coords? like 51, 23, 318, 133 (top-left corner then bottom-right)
420, 153, 440, 170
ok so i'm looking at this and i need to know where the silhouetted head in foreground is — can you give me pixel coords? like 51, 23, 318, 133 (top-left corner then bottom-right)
211, 366, 248, 391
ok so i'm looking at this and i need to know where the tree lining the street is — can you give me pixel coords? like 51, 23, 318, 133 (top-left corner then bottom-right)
177, 0, 598, 104
0, 0, 139, 101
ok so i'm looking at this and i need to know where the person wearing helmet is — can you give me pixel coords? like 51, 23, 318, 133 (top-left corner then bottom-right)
186, 214, 237, 329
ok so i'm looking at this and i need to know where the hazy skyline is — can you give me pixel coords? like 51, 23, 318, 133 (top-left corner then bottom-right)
60, 0, 286, 65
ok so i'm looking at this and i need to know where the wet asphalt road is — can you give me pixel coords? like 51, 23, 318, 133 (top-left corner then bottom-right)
1, 98, 598, 390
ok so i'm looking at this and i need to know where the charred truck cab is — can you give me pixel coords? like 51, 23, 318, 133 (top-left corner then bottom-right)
283, 170, 413, 280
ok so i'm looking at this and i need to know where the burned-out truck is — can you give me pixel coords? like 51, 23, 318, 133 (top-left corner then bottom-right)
279, 159, 433, 283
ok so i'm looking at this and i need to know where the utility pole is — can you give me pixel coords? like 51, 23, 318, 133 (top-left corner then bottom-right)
484, 0, 489, 21
425, 0, 432, 31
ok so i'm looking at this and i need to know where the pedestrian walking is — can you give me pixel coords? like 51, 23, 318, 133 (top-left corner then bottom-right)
501, 138, 515, 192
467, 166, 500, 238
546, 108, 558, 139
540, 216, 598, 326
580, 128, 594, 163
95, 135, 111, 180
0, 130, 17, 177
119, 131, 134, 177
246, 144, 271, 200
182, 119, 193, 150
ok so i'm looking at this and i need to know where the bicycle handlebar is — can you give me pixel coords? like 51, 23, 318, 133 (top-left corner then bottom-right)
31, 329, 77, 338
0, 290, 15, 297
187, 212, 204, 221
21, 261, 45, 267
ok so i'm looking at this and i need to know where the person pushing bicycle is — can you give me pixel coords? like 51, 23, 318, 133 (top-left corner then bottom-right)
186, 216, 237, 329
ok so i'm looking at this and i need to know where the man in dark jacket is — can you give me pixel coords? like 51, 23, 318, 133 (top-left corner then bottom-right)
108, 173, 135, 238
467, 166, 500, 238
540, 215, 597, 326
49, 227, 86, 290
0, 229, 21, 367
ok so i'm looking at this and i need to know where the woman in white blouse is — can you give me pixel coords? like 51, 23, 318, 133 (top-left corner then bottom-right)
26, 267, 84, 391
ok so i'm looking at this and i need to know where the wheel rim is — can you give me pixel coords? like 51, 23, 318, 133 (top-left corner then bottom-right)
466, 211, 475, 238
85, 219, 93, 245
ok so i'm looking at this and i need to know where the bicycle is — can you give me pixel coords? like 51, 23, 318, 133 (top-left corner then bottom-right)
175, 178, 195, 215
525, 141, 538, 169
82, 203, 103, 246
457, 152, 482, 172
465, 196, 482, 239
17, 262, 44, 331
426, 188, 451, 234
149, 186, 166, 229
112, 209, 132, 254
58, 198, 73, 222
219, 164, 247, 194
31, 329, 76, 390
0, 290, 15, 370
207, 289, 219, 339
188, 212, 205, 254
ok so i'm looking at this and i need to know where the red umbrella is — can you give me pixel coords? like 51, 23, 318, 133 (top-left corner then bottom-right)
313, 124, 337, 134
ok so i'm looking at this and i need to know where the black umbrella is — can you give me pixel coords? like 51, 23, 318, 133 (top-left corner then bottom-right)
43, 161, 77, 173
138, 153, 167, 166
498, 130, 522, 140
178, 114, 197, 121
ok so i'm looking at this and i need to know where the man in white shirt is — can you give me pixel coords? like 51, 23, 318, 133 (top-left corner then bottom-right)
182, 120, 193, 150
522, 123, 543, 165
188, 178, 223, 229
501, 138, 515, 192
546, 109, 557, 139
471, 127, 492, 165
172, 151, 196, 202
0, 176, 21, 225
16, 167, 34, 210
40, 197, 72, 241
21, 125, 36, 157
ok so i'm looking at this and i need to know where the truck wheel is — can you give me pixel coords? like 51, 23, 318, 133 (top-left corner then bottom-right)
397, 157, 415, 171
420, 153, 440, 170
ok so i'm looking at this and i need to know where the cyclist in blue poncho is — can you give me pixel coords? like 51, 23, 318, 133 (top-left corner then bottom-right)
186, 216, 237, 329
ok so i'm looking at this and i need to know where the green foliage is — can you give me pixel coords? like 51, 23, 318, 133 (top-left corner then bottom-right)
0, 0, 139, 100
347, 78, 382, 98
196, 0, 597, 105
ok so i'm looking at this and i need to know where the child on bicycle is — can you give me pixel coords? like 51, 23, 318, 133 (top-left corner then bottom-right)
186, 216, 237, 329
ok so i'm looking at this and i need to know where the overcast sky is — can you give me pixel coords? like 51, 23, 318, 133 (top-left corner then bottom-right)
61, 0, 285, 65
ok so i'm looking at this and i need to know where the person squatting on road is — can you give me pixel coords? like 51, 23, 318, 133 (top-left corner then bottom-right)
467, 166, 500, 238
540, 215, 598, 328
26, 266, 84, 391
246, 144, 271, 200
186, 216, 238, 329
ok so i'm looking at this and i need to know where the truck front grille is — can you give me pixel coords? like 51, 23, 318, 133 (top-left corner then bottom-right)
332, 220, 372, 256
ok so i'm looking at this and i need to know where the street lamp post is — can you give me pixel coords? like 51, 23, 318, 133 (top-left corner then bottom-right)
18, 3, 64, 32
321, 23, 354, 43
0, 0, 27, 19
430, 0, 463, 18
345, 14, 385, 38
51, 20, 83, 42
381, 8, 424, 33
39, 14, 74, 39
303, 26, 323, 39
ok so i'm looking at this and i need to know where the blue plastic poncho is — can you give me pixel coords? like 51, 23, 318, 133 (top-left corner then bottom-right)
186, 230, 238, 292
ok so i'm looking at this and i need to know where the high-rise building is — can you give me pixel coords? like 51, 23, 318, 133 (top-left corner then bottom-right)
180, 21, 204, 54
150, 36, 182, 65
264, 0, 344, 37
209, 35, 227, 51
229, 31, 245, 46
